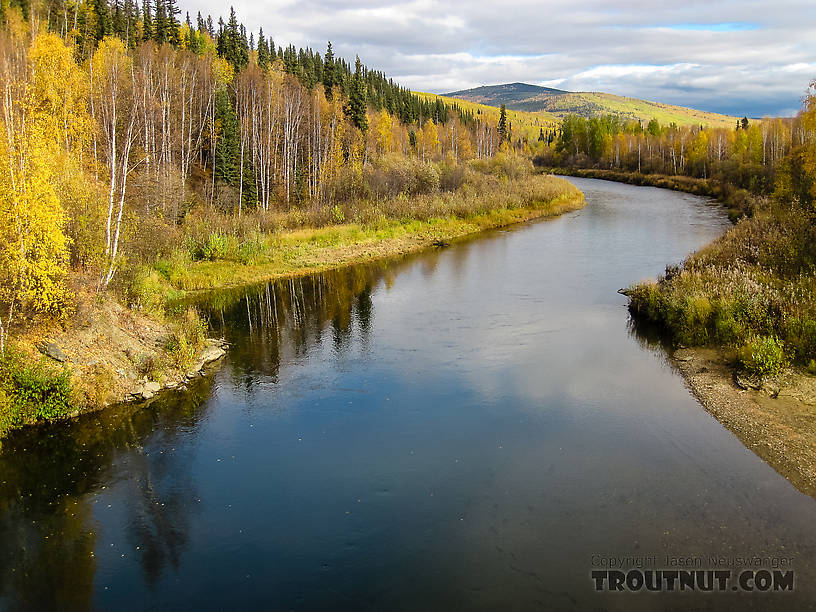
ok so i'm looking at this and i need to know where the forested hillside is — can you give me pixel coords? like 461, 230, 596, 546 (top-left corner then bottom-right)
443, 83, 738, 128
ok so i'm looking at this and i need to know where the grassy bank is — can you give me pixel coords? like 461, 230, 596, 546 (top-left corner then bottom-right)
1, 168, 583, 440
140, 173, 584, 295
626, 198, 816, 380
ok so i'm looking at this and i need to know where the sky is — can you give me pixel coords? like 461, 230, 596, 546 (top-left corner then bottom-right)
183, 0, 816, 117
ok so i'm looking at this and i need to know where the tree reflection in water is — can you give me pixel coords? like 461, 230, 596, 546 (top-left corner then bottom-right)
0, 260, 398, 609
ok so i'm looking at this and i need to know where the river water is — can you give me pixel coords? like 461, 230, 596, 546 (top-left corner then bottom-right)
2, 177, 816, 611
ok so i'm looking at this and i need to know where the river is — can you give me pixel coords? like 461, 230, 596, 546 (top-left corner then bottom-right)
2, 177, 816, 611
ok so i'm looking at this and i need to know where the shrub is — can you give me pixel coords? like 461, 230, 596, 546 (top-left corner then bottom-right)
736, 335, 787, 378
115, 265, 177, 317
0, 387, 11, 437
712, 306, 745, 345
193, 231, 234, 261
677, 295, 712, 345
123, 214, 182, 264
166, 308, 207, 371
439, 161, 467, 192
153, 250, 192, 286
236, 235, 267, 264
0, 349, 74, 425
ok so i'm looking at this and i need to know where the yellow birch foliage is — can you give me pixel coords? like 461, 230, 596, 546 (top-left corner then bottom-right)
687, 130, 709, 167
420, 120, 439, 160
802, 82, 816, 196
376, 110, 392, 154
0, 111, 69, 315
29, 32, 89, 149
0, 33, 77, 321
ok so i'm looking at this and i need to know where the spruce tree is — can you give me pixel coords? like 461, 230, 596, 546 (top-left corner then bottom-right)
92, 0, 111, 42
142, 0, 153, 42
166, 0, 181, 47
498, 105, 508, 140
345, 57, 368, 133
241, 155, 258, 211
214, 89, 240, 189
112, 0, 124, 39
257, 29, 270, 69
323, 41, 337, 98
153, 0, 167, 44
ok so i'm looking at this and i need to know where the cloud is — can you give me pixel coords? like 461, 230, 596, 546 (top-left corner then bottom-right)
180, 0, 816, 117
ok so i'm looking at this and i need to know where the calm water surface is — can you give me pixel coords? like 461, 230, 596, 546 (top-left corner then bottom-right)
3, 178, 816, 611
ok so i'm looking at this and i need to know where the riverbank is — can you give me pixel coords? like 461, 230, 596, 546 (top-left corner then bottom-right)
615, 167, 816, 497
542, 167, 756, 220
672, 347, 816, 498
171, 189, 584, 292
0, 174, 584, 440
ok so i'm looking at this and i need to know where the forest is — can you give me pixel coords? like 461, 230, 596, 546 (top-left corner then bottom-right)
0, 1, 586, 435
536, 113, 811, 205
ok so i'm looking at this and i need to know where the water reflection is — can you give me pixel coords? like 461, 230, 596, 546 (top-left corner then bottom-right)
0, 377, 214, 609
198, 266, 389, 385
2, 179, 816, 610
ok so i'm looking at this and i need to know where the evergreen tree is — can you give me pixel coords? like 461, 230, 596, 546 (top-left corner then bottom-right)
123, 0, 137, 47
241, 155, 258, 211
91, 0, 111, 42
214, 89, 239, 189
153, 0, 167, 44
218, 7, 248, 71
112, 0, 124, 39
323, 41, 336, 98
498, 104, 508, 140
166, 0, 181, 47
345, 57, 368, 133
216, 18, 226, 56
741, 116, 750, 130
142, 0, 153, 42
257, 28, 270, 69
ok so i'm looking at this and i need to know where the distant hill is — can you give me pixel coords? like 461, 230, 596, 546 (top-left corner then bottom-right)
441, 83, 738, 128
413, 91, 558, 142
444, 82, 569, 107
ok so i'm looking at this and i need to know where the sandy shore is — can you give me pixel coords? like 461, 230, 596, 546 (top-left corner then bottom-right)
673, 347, 816, 499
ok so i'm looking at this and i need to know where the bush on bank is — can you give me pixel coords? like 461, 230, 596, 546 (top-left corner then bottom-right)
627, 199, 816, 377
0, 349, 75, 437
